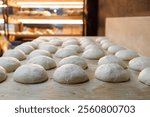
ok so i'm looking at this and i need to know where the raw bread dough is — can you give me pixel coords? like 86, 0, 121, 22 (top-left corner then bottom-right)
28, 56, 56, 70
62, 40, 79, 47
81, 41, 95, 48
28, 49, 52, 59
64, 45, 82, 53
55, 48, 77, 58
33, 39, 45, 46
58, 55, 88, 69
3, 49, 26, 61
102, 42, 114, 50
39, 44, 57, 53
0, 57, 21, 73
15, 45, 34, 54
82, 48, 105, 60
100, 39, 110, 45
84, 44, 100, 50
138, 67, 150, 86
115, 50, 139, 61
22, 42, 38, 49
0, 66, 7, 82
53, 64, 89, 84
129, 56, 150, 71
13, 64, 48, 84
49, 39, 63, 46
95, 63, 130, 82
98, 55, 127, 68
108, 45, 125, 54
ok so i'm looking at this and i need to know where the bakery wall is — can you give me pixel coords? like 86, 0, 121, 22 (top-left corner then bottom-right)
106, 16, 150, 57
98, 0, 150, 35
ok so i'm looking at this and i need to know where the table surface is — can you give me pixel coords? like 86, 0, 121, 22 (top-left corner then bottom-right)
0, 36, 150, 100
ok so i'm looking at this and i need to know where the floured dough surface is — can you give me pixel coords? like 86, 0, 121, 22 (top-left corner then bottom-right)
15, 45, 34, 54
138, 67, 150, 86
13, 64, 48, 84
62, 40, 79, 47
55, 48, 77, 58
58, 55, 88, 69
108, 45, 125, 54
82, 48, 105, 60
129, 56, 150, 71
95, 63, 129, 82
28, 56, 56, 70
3, 49, 26, 61
39, 44, 57, 53
28, 49, 52, 59
0, 66, 7, 82
0, 57, 21, 73
64, 45, 82, 53
98, 55, 127, 68
49, 39, 63, 46
115, 50, 139, 61
53, 64, 89, 84
22, 42, 38, 49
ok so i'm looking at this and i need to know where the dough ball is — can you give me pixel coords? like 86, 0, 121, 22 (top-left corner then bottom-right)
58, 55, 88, 69
84, 44, 100, 50
22, 42, 38, 49
96, 37, 109, 43
49, 39, 63, 46
138, 67, 150, 86
64, 45, 82, 53
39, 44, 57, 53
102, 42, 114, 50
115, 50, 139, 61
28, 49, 52, 59
62, 40, 79, 47
82, 48, 105, 60
53, 64, 89, 84
100, 39, 110, 45
95, 63, 130, 82
15, 45, 34, 54
55, 48, 77, 58
3, 49, 26, 61
98, 55, 127, 68
0, 66, 7, 82
129, 56, 150, 71
81, 41, 95, 48
28, 56, 56, 70
0, 57, 21, 73
108, 45, 125, 54
33, 39, 45, 46
13, 64, 48, 84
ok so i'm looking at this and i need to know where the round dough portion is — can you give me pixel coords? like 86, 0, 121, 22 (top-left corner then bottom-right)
53, 64, 89, 84
62, 40, 79, 47
49, 39, 63, 46
98, 55, 127, 68
108, 45, 125, 54
102, 42, 114, 50
13, 64, 48, 84
85, 44, 100, 50
64, 45, 82, 53
82, 48, 105, 60
0, 57, 21, 73
0, 66, 7, 82
138, 67, 150, 86
95, 63, 129, 82
15, 45, 34, 54
55, 48, 77, 58
3, 49, 26, 61
129, 56, 150, 71
22, 42, 38, 49
58, 55, 88, 69
28, 56, 56, 70
28, 49, 52, 59
39, 44, 57, 53
115, 50, 139, 61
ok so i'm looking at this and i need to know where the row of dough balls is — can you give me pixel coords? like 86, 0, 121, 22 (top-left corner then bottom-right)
97, 37, 150, 86
96, 37, 139, 61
